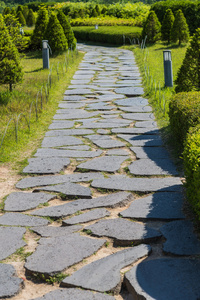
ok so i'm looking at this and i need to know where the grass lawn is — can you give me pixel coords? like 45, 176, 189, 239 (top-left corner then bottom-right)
0, 50, 84, 166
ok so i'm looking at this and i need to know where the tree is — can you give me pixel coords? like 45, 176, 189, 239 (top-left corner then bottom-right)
10, 7, 16, 16
17, 10, 26, 26
95, 4, 101, 16
26, 9, 35, 27
3, 6, 10, 16
44, 12, 68, 54
31, 7, 48, 50
23, 5, 29, 21
161, 9, 174, 44
57, 10, 76, 50
0, 15, 23, 91
4, 14, 27, 52
175, 28, 200, 93
171, 9, 189, 46
142, 11, 161, 44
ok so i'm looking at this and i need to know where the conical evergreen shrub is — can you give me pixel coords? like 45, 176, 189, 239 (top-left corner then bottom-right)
161, 9, 174, 44
171, 9, 189, 46
31, 8, 48, 50
26, 9, 35, 27
57, 10, 76, 50
0, 15, 23, 91
17, 11, 26, 26
142, 11, 161, 44
44, 12, 68, 53
175, 28, 200, 93
3, 7, 10, 16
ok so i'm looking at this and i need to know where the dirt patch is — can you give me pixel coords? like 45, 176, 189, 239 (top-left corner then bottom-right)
0, 165, 21, 202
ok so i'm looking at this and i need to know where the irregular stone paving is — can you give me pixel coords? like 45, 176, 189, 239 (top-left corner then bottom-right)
1, 44, 200, 300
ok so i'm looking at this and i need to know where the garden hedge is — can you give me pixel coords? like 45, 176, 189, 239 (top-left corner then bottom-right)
72, 26, 142, 45
168, 92, 200, 151
151, 0, 200, 35
183, 125, 200, 220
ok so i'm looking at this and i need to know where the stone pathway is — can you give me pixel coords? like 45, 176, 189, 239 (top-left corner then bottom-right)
1, 44, 200, 300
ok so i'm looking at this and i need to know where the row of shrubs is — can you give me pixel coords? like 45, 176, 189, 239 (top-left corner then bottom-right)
151, 0, 200, 35
72, 26, 142, 45
70, 16, 143, 27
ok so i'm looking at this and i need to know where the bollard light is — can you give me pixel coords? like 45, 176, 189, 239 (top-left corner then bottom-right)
42, 40, 50, 69
95, 24, 98, 29
163, 50, 173, 87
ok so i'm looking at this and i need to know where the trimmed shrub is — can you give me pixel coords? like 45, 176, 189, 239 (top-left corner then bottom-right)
26, 9, 36, 27
183, 125, 200, 220
142, 11, 161, 44
0, 14, 23, 91
171, 9, 189, 46
161, 8, 174, 44
57, 10, 76, 50
17, 11, 26, 26
31, 7, 48, 50
44, 12, 68, 54
175, 28, 200, 93
3, 7, 10, 16
169, 91, 200, 151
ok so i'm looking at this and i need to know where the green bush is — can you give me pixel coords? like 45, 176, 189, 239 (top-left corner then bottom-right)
161, 8, 174, 44
171, 9, 189, 46
57, 10, 76, 50
151, 0, 200, 35
183, 125, 200, 220
30, 7, 48, 50
175, 28, 200, 93
26, 9, 35, 27
169, 91, 200, 151
72, 26, 142, 45
142, 10, 161, 44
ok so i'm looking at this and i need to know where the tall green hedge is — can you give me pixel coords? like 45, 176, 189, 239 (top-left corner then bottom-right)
151, 0, 200, 35
183, 125, 200, 220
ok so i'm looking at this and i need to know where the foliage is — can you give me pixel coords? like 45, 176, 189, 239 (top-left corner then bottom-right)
30, 7, 48, 50
26, 8, 35, 27
44, 12, 68, 53
57, 9, 76, 50
168, 92, 200, 151
142, 10, 161, 44
183, 125, 200, 220
0, 14, 23, 92
72, 26, 142, 45
17, 10, 26, 26
151, 0, 200, 35
161, 8, 174, 44
70, 16, 143, 27
171, 9, 189, 46
175, 28, 200, 93
3, 6, 10, 15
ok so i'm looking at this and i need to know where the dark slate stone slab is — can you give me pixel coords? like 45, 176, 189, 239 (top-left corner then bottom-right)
4, 192, 56, 212
31, 192, 133, 218
0, 213, 49, 226
23, 157, 70, 174
128, 158, 178, 176
106, 149, 129, 156
0, 227, 26, 260
79, 122, 128, 129
45, 129, 93, 136
124, 258, 200, 300
114, 98, 148, 107
34, 148, 103, 158
63, 96, 87, 101
160, 220, 200, 255
92, 175, 182, 192
130, 146, 170, 159
112, 128, 159, 135
78, 156, 128, 172
41, 136, 83, 148
114, 87, 144, 96
135, 120, 158, 128
31, 288, 115, 300
97, 129, 109, 134
85, 218, 161, 246
86, 103, 115, 110
119, 106, 152, 113
75, 70, 95, 74
99, 119, 131, 124
61, 245, 151, 293
96, 94, 125, 101
0, 264, 23, 298
68, 85, 98, 90
30, 225, 82, 237
120, 192, 185, 220
58, 102, 84, 109
64, 89, 93, 95
64, 145, 91, 151
85, 135, 125, 149
16, 172, 104, 189
35, 182, 91, 198
70, 79, 91, 84
48, 121, 74, 129
117, 134, 163, 147
117, 80, 142, 85
53, 111, 98, 120
63, 208, 110, 225
25, 233, 105, 275
121, 113, 155, 121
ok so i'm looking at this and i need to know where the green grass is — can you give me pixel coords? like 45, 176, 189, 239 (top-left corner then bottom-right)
0, 50, 84, 165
